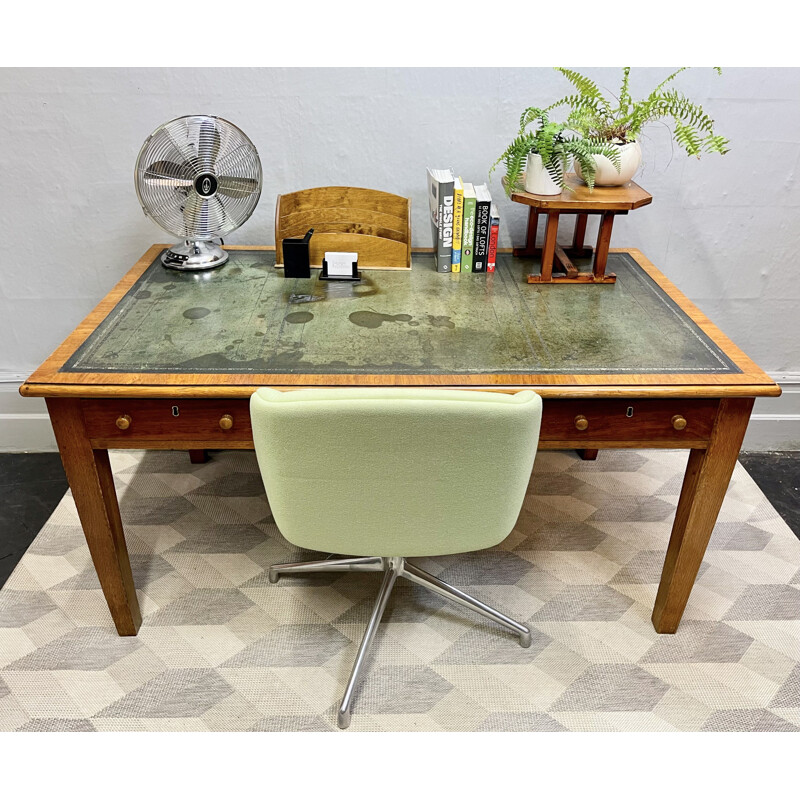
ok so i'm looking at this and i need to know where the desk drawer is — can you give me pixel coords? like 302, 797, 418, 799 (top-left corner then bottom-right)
540, 398, 719, 447
83, 399, 252, 447
82, 396, 721, 450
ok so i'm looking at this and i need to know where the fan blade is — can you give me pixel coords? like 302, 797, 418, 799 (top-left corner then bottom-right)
182, 193, 207, 237
143, 159, 194, 188
216, 175, 259, 199
200, 118, 222, 171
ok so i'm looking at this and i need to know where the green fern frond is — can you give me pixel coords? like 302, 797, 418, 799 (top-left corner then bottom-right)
618, 67, 632, 116
704, 134, 730, 155
652, 67, 689, 95
519, 106, 548, 132
554, 68, 608, 112
673, 122, 703, 157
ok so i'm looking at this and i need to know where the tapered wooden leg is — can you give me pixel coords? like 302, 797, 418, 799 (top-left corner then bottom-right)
513, 208, 540, 257
652, 398, 754, 633
577, 449, 599, 461
189, 449, 209, 464
539, 211, 560, 282
571, 212, 590, 256
593, 212, 616, 280
46, 398, 141, 635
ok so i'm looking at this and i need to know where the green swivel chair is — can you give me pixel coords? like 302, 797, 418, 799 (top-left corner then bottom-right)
250, 387, 542, 729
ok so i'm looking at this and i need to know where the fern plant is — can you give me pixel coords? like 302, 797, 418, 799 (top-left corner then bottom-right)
547, 67, 730, 156
492, 108, 621, 196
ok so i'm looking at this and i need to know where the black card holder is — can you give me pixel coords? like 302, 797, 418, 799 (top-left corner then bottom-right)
282, 229, 314, 278
320, 255, 360, 282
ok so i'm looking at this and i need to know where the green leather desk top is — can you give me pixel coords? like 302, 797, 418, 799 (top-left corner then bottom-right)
61, 250, 738, 377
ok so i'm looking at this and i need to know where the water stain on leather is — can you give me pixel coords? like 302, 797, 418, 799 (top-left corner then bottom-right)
426, 315, 456, 329
285, 311, 314, 324
351, 277, 379, 297
349, 311, 413, 329
183, 307, 211, 319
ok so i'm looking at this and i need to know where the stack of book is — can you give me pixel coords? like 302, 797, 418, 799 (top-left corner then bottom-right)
427, 168, 500, 274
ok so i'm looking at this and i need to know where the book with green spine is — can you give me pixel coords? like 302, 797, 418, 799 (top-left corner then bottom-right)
451, 177, 464, 272
460, 182, 476, 273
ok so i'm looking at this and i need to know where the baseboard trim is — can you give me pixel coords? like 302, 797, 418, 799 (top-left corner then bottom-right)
0, 413, 56, 452
2, 374, 799, 452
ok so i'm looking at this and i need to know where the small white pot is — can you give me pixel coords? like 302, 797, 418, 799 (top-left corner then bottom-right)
524, 153, 564, 195
575, 141, 642, 186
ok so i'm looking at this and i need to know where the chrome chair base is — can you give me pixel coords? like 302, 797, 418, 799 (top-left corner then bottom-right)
268, 555, 532, 729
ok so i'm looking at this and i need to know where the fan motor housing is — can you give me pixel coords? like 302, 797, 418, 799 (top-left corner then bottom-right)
194, 173, 218, 198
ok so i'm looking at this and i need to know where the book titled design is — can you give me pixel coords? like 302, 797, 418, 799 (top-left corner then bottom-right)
487, 204, 500, 273
473, 183, 492, 273
426, 167, 455, 272
460, 183, 476, 273
451, 177, 464, 273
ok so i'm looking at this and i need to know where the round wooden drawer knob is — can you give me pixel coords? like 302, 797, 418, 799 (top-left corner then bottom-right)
115, 414, 132, 430
219, 414, 234, 431
672, 414, 687, 431
574, 415, 589, 431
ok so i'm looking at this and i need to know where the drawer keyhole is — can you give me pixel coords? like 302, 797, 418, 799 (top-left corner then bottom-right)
171, 406, 180, 417
626, 406, 634, 418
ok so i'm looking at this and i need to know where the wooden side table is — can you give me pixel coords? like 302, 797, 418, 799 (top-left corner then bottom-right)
508, 174, 652, 284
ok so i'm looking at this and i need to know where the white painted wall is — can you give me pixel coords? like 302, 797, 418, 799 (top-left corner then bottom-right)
1, 67, 798, 450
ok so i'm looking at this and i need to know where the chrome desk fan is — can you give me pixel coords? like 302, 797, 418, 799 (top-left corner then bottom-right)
134, 115, 262, 270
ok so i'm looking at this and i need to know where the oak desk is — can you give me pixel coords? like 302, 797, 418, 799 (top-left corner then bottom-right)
21, 245, 780, 637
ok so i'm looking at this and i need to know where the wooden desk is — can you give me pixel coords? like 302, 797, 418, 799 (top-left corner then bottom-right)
509, 175, 653, 284
21, 245, 780, 637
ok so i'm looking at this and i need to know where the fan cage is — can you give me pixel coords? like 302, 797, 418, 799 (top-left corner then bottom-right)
135, 115, 262, 241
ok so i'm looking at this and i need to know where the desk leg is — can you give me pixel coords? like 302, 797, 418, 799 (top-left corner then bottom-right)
46, 398, 142, 636
652, 398, 753, 633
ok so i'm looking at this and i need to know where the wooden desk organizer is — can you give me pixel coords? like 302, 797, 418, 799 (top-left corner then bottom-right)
275, 186, 412, 270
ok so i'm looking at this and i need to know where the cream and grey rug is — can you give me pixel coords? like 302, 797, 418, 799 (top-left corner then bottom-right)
1, 449, 799, 732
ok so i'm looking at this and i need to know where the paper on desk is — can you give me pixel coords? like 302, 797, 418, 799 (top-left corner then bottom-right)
325, 251, 358, 277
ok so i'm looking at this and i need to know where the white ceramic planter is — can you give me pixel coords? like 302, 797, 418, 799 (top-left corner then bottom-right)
575, 141, 642, 186
524, 153, 563, 195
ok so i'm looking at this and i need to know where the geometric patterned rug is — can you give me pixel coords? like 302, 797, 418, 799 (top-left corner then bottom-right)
1, 449, 799, 732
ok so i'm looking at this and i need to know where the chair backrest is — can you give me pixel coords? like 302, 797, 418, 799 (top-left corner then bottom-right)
250, 388, 542, 558
275, 186, 411, 269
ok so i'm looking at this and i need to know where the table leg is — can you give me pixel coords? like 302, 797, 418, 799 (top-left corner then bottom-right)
46, 398, 142, 636
513, 208, 540, 257
189, 449, 209, 464
540, 211, 560, 282
652, 398, 754, 633
594, 212, 615, 280
571, 212, 591, 257
577, 449, 599, 461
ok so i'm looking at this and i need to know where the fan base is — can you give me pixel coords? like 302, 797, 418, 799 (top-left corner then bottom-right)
161, 240, 229, 271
